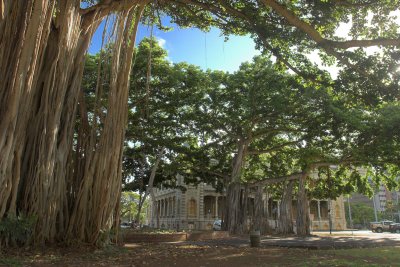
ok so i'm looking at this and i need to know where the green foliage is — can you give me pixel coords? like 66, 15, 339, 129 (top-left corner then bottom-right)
381, 200, 400, 222
0, 216, 36, 246
310, 167, 375, 200
120, 191, 148, 224
79, 11, 400, 203
125, 37, 211, 190
345, 202, 378, 228
160, 1, 400, 103
96, 229, 111, 248
0, 257, 22, 267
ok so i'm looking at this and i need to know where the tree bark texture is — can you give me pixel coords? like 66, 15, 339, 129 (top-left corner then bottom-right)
296, 172, 311, 236
253, 186, 269, 234
225, 139, 249, 234
0, 0, 148, 246
146, 149, 164, 228
66, 6, 145, 244
278, 180, 295, 235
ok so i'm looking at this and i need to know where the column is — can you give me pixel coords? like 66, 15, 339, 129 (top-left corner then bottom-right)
164, 199, 167, 217
173, 197, 176, 217
156, 200, 159, 218
157, 200, 160, 218
277, 201, 281, 218
199, 184, 204, 219
169, 197, 172, 217
215, 196, 218, 218
317, 200, 321, 221
166, 198, 169, 217
166, 198, 168, 217
159, 200, 162, 217
177, 198, 180, 217
167, 198, 170, 217
162, 199, 165, 217
170, 197, 173, 217
199, 184, 204, 230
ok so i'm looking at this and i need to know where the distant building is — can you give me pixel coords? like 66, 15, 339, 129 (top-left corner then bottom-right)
349, 193, 374, 208
373, 185, 400, 213
148, 177, 224, 231
349, 183, 400, 222
147, 175, 347, 231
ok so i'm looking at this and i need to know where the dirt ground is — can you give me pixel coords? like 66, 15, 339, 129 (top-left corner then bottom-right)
1, 241, 400, 267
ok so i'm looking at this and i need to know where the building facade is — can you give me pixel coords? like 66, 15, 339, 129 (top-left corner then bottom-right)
348, 180, 400, 222
147, 175, 347, 231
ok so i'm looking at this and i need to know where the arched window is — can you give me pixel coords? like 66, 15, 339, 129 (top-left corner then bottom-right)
335, 203, 341, 218
188, 198, 197, 217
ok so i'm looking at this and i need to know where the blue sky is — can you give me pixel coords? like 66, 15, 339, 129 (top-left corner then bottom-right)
87, 10, 400, 77
88, 17, 260, 73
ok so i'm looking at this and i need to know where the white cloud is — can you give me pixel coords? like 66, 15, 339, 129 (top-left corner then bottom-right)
154, 36, 173, 63
157, 37, 166, 48
306, 50, 341, 79
335, 21, 351, 39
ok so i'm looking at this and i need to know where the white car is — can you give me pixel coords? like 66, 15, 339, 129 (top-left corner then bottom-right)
213, 219, 222, 230
120, 222, 131, 229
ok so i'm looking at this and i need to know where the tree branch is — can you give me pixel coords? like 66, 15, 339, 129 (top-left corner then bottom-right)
249, 172, 303, 188
260, 0, 400, 49
0, 0, 4, 20
251, 127, 304, 139
172, 0, 226, 18
328, 38, 400, 49
80, 0, 138, 15
247, 140, 302, 155
248, 157, 355, 188
332, 0, 378, 7
80, 0, 146, 33
193, 167, 230, 180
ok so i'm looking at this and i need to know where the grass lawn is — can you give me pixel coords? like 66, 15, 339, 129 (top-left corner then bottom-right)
1, 243, 399, 267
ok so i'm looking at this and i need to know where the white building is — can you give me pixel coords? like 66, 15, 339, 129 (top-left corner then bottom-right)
147, 175, 347, 231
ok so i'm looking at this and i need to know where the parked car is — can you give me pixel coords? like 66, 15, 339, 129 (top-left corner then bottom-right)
213, 219, 222, 231
120, 222, 131, 229
352, 223, 366, 230
389, 223, 400, 233
370, 220, 394, 233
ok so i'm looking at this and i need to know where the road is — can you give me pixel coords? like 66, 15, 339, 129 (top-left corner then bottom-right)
185, 230, 400, 249
314, 230, 400, 237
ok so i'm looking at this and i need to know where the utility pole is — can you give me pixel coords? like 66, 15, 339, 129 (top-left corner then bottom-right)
328, 199, 332, 234
397, 191, 400, 223
373, 194, 378, 222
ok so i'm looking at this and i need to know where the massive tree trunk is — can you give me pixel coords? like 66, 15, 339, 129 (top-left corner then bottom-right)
0, 0, 148, 246
0, 0, 55, 221
253, 186, 269, 234
146, 149, 164, 228
296, 172, 310, 236
225, 139, 249, 234
278, 180, 295, 235
0, 0, 97, 244
67, 6, 145, 244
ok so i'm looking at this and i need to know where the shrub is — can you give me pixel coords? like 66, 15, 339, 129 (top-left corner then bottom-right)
0, 215, 36, 247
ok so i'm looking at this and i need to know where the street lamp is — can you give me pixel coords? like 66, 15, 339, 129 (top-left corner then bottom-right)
328, 199, 332, 234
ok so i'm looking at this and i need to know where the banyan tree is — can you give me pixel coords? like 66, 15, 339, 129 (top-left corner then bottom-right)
1, 0, 399, 246
0, 0, 151, 245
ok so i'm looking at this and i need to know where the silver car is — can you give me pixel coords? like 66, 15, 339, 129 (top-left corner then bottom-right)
213, 219, 222, 230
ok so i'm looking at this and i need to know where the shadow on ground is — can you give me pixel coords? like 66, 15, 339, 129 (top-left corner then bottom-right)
184, 233, 400, 249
